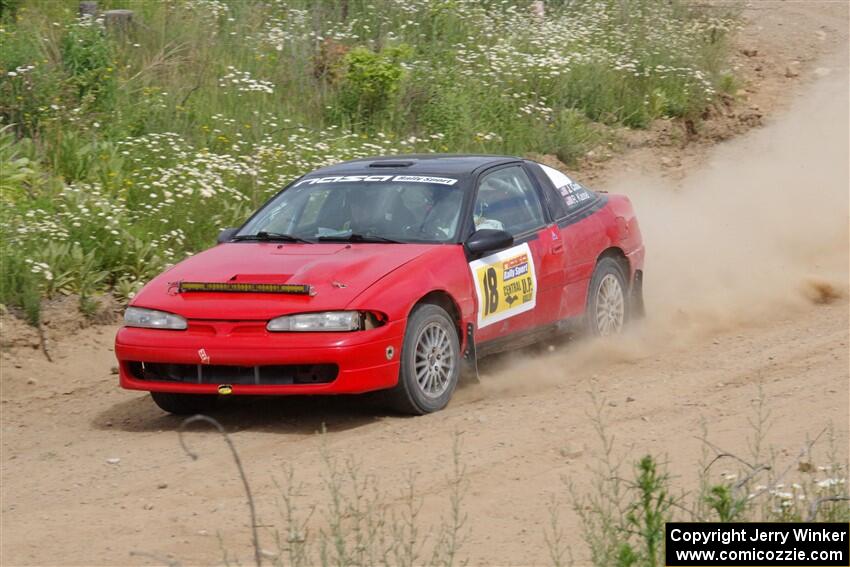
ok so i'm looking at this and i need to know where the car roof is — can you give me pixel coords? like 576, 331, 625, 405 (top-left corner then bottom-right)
309, 154, 523, 176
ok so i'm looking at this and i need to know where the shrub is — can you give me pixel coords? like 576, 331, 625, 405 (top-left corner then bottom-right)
338, 45, 410, 127
0, 24, 66, 139
59, 15, 116, 111
0, 252, 42, 325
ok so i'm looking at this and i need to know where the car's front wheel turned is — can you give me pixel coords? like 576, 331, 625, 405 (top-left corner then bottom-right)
387, 303, 460, 415
586, 257, 629, 337
149, 391, 219, 415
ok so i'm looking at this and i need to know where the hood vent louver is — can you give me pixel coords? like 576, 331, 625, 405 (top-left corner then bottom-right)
368, 160, 415, 168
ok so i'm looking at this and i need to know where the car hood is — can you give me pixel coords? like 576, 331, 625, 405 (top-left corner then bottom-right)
132, 242, 436, 320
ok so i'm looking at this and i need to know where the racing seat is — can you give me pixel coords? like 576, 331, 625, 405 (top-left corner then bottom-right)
386, 190, 417, 230
419, 194, 461, 238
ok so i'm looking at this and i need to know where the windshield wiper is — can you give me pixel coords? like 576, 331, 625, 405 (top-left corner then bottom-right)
317, 233, 402, 244
232, 231, 312, 243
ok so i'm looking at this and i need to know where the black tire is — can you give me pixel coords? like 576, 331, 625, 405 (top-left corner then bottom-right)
386, 304, 460, 415
585, 257, 629, 337
150, 391, 219, 415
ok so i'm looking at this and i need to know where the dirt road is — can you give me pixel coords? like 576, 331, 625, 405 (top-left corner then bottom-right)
2, 3, 848, 566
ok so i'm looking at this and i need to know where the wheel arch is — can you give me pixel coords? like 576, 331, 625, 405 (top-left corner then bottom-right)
408, 290, 478, 383
597, 246, 630, 279
409, 290, 463, 340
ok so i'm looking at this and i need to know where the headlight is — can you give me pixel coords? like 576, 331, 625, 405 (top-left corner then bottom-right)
124, 307, 187, 330
267, 311, 361, 332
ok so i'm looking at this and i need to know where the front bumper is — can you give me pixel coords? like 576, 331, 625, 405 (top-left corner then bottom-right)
115, 319, 405, 395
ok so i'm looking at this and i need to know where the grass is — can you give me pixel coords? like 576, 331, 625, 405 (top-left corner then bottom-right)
0, 0, 740, 321
557, 391, 849, 567
172, 418, 468, 567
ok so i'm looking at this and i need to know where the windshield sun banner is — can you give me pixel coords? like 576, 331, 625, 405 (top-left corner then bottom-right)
293, 175, 458, 187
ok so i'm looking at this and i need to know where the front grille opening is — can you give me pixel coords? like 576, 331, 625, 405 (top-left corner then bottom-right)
127, 362, 337, 385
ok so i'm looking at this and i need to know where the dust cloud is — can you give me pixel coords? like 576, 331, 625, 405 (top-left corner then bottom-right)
633, 59, 849, 333
478, 53, 849, 392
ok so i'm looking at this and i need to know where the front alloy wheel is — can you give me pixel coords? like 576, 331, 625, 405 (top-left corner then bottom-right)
387, 303, 460, 415
414, 321, 455, 399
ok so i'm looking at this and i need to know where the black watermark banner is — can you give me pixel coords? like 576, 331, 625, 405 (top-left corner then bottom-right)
666, 523, 849, 566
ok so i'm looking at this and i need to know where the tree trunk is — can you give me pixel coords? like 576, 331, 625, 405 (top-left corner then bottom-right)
104, 9, 134, 36
78, 1, 98, 18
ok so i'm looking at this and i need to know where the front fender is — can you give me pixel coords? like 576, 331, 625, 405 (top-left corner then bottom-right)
346, 245, 476, 325
347, 244, 478, 381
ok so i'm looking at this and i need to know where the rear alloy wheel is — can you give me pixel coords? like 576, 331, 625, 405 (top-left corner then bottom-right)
150, 391, 219, 415
387, 304, 460, 415
586, 257, 628, 337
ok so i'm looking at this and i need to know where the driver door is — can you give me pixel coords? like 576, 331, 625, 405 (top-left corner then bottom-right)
469, 165, 565, 345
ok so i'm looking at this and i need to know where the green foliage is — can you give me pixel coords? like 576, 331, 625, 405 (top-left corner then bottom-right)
704, 483, 747, 522
78, 292, 100, 320
0, 252, 42, 325
0, 0, 739, 322
338, 45, 410, 126
570, 450, 675, 567
41, 242, 110, 297
0, 0, 23, 21
0, 25, 65, 138
718, 73, 739, 95
59, 17, 116, 110
567, 395, 849, 567
623, 456, 674, 567
0, 125, 36, 202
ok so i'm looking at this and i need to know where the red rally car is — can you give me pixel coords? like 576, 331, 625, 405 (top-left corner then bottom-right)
116, 155, 644, 415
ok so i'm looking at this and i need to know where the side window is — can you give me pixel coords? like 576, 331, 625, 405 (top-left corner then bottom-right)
473, 166, 545, 236
539, 163, 596, 214
532, 168, 569, 220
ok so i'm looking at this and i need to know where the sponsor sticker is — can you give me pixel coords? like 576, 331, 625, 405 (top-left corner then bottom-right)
469, 243, 537, 328
559, 182, 592, 207
539, 163, 593, 208
391, 175, 457, 185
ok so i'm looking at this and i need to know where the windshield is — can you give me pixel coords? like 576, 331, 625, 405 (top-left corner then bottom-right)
237, 176, 465, 243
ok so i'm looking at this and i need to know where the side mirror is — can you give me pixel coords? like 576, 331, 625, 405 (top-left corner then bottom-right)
217, 227, 238, 244
465, 229, 513, 257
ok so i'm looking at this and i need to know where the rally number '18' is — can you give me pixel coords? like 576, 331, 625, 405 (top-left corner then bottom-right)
469, 242, 537, 329
482, 267, 499, 315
